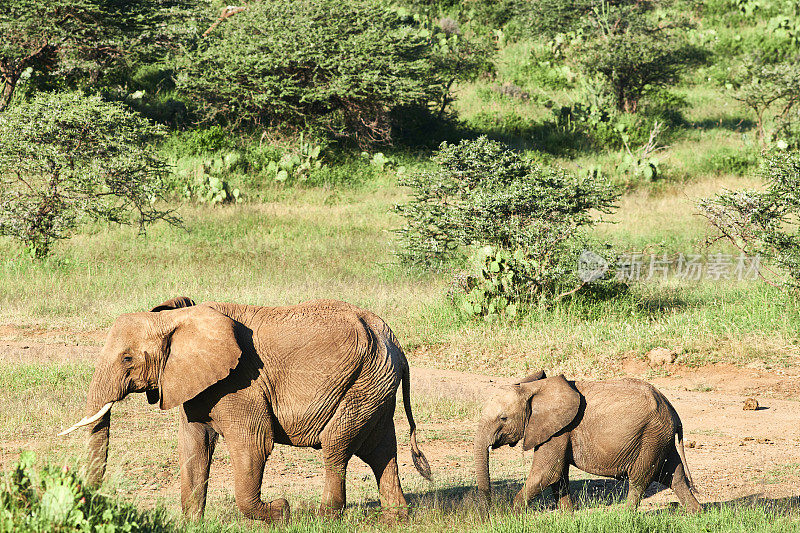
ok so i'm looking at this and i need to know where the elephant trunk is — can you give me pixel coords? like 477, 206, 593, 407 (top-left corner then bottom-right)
474, 422, 494, 506
83, 369, 122, 487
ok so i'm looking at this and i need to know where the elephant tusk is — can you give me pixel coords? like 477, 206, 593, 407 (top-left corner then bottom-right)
58, 402, 114, 436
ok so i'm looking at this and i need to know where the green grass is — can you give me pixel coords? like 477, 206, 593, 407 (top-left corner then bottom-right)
1, 171, 798, 376
193, 503, 800, 532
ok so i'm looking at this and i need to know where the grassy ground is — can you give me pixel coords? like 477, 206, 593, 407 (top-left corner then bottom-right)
1, 168, 796, 377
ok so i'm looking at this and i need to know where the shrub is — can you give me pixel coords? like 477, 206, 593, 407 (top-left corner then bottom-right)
176, 126, 236, 155
396, 137, 619, 308
702, 147, 759, 175
0, 92, 178, 258
0, 0, 197, 112
0, 451, 174, 532
698, 150, 800, 288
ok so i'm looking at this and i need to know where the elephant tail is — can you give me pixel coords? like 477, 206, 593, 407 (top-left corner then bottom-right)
402, 356, 432, 481
675, 421, 696, 493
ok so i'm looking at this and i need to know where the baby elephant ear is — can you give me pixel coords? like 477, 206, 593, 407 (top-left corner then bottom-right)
521, 375, 580, 451
159, 305, 242, 410
151, 296, 195, 312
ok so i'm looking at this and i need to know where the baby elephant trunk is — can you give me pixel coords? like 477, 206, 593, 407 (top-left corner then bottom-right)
474, 423, 493, 506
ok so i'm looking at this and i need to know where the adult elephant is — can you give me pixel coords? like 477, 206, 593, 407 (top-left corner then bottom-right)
60, 297, 431, 524
474, 371, 700, 512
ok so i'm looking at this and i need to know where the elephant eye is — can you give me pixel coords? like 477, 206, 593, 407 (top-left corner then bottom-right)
500, 415, 508, 421
122, 355, 133, 364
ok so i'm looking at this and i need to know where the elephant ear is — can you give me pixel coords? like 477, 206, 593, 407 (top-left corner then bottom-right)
516, 370, 547, 384
521, 375, 580, 451
151, 296, 195, 312
158, 305, 242, 410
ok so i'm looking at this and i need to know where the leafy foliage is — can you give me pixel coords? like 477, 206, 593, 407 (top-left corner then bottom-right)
577, 4, 705, 113
459, 247, 527, 319
518, 0, 655, 36
729, 58, 800, 146
177, 0, 489, 145
396, 137, 618, 308
267, 134, 326, 184
698, 150, 800, 288
0, 92, 177, 258
0, 452, 174, 532
0, 0, 196, 111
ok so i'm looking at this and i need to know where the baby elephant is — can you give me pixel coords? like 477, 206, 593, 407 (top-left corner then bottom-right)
474, 371, 701, 512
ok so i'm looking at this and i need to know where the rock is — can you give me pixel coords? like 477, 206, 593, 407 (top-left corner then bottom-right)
646, 347, 677, 366
743, 398, 759, 410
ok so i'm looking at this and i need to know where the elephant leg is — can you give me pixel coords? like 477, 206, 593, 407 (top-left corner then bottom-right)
553, 463, 573, 512
178, 407, 218, 520
319, 446, 352, 517
513, 436, 568, 512
624, 477, 648, 510
227, 433, 289, 523
356, 419, 408, 521
657, 450, 701, 512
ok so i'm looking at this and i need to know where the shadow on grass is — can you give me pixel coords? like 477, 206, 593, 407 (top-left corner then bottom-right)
634, 292, 699, 318
703, 494, 800, 512
402, 477, 684, 514
690, 117, 755, 132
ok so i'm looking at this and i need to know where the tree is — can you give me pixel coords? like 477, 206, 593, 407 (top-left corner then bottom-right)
0, 0, 197, 111
577, 3, 704, 113
0, 92, 178, 258
177, 0, 488, 145
730, 59, 800, 147
698, 150, 800, 289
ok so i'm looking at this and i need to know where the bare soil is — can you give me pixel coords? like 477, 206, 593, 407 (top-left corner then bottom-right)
2, 337, 799, 516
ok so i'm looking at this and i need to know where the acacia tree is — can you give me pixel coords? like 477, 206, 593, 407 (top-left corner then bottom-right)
0, 0, 196, 111
699, 150, 800, 289
177, 0, 489, 145
396, 137, 618, 315
731, 60, 800, 146
0, 92, 178, 258
577, 3, 703, 113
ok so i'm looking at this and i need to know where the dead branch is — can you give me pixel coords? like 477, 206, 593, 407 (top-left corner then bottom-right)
202, 5, 247, 38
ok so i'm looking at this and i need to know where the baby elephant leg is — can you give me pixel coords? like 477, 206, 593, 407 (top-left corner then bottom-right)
658, 449, 701, 512
513, 436, 568, 512
553, 463, 573, 511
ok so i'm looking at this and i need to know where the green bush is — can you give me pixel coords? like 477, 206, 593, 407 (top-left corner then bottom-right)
175, 126, 236, 155
698, 150, 800, 288
0, 92, 178, 258
396, 137, 619, 308
0, 452, 174, 532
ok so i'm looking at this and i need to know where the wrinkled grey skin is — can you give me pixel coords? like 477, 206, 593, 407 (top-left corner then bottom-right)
72, 297, 430, 524
474, 371, 700, 512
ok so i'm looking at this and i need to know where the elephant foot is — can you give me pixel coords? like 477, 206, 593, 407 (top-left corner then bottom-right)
269, 498, 290, 524
317, 503, 344, 519
377, 504, 409, 524
557, 495, 574, 512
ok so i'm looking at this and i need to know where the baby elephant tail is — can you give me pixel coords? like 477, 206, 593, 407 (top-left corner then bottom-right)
675, 422, 696, 493
402, 357, 432, 481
